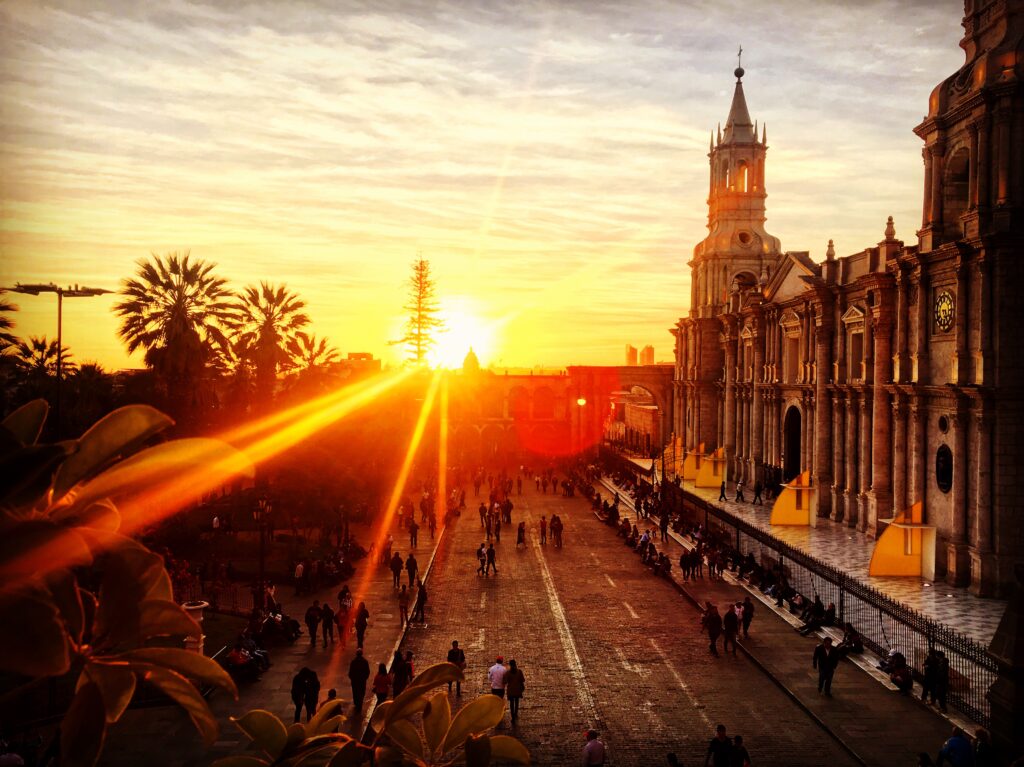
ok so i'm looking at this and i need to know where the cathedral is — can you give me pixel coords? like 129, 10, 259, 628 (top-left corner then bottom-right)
671, 0, 1023, 597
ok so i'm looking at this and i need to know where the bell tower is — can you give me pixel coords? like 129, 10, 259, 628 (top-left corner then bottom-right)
691, 54, 782, 318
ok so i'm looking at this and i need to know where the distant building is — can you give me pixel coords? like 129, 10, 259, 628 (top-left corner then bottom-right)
330, 353, 381, 379
625, 345, 638, 366
639, 345, 655, 366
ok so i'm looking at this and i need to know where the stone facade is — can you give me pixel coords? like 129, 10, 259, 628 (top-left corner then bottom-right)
671, 0, 1023, 596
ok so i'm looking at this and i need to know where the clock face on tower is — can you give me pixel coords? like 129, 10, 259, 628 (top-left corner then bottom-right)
934, 290, 955, 332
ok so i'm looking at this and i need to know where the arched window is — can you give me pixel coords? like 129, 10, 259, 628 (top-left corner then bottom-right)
737, 161, 748, 192
943, 146, 970, 238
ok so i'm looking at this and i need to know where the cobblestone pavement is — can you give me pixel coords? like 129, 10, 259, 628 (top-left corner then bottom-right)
101, 521, 443, 767
393, 485, 862, 767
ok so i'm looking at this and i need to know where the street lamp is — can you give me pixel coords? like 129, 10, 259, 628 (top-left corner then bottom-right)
4, 282, 113, 436
253, 497, 271, 611
575, 397, 587, 456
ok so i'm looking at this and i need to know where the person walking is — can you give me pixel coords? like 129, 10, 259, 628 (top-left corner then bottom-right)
303, 668, 321, 723
582, 729, 606, 766
398, 585, 410, 625
354, 601, 370, 649
540, 516, 547, 545
411, 579, 427, 623
705, 724, 733, 767
305, 601, 322, 646
752, 483, 763, 505
734, 481, 745, 503
812, 636, 840, 696
390, 551, 403, 588
505, 659, 525, 724
372, 662, 391, 704
391, 650, 411, 698
447, 640, 466, 695
718, 481, 727, 502
935, 727, 972, 767
494, 516, 502, 543
291, 668, 312, 723
486, 543, 498, 576
321, 601, 335, 647
516, 521, 526, 548
409, 519, 419, 549
488, 656, 507, 697
703, 602, 722, 657
741, 596, 755, 639
479, 502, 487, 528
732, 735, 751, 767
659, 513, 669, 543
405, 553, 419, 589
348, 648, 371, 711
722, 605, 739, 656
476, 543, 487, 576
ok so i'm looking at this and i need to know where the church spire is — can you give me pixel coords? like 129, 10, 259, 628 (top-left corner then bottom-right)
722, 48, 755, 144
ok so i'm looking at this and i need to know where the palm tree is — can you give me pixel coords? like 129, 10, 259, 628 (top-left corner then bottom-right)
114, 252, 234, 426
66, 362, 115, 436
12, 336, 76, 378
227, 282, 309, 406
284, 332, 340, 397
0, 290, 17, 353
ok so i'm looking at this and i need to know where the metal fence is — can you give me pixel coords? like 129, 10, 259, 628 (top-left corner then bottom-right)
176, 580, 255, 617
648, 468, 1001, 728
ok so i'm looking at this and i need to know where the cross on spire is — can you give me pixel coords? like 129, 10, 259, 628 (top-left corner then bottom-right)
737, 45, 743, 69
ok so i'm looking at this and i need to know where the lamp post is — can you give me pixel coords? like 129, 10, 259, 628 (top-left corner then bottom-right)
254, 497, 271, 611
3, 282, 112, 436
576, 396, 587, 457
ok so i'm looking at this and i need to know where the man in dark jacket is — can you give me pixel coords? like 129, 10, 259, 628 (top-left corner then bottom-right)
703, 602, 722, 657
812, 637, 840, 696
304, 600, 322, 646
446, 640, 466, 695
390, 552, 403, 588
405, 553, 419, 588
348, 648, 371, 711
722, 605, 739, 656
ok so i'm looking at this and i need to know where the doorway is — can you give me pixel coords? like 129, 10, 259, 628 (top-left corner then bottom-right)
783, 406, 801, 482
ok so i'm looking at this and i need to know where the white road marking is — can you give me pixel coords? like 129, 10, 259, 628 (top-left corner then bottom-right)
649, 637, 711, 727
529, 526, 600, 727
479, 592, 487, 609
470, 627, 486, 651
613, 645, 650, 676
605, 574, 616, 588
623, 601, 640, 620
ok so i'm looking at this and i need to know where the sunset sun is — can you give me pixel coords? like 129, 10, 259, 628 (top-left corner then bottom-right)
429, 297, 498, 369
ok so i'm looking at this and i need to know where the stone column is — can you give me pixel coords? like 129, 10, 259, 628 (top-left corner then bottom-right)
930, 142, 946, 229
868, 312, 893, 535
751, 318, 765, 483
922, 148, 933, 227
947, 406, 970, 586
976, 117, 991, 208
832, 391, 846, 522
724, 324, 737, 468
970, 407, 995, 596
968, 122, 979, 209
909, 398, 927, 508
892, 396, 908, 515
894, 271, 909, 382
857, 394, 872, 533
952, 259, 969, 385
814, 317, 833, 517
845, 395, 859, 528
912, 267, 930, 383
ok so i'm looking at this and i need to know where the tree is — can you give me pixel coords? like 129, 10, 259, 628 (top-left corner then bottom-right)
227, 282, 310, 407
114, 251, 235, 427
0, 289, 17, 353
393, 257, 444, 366
11, 335, 76, 378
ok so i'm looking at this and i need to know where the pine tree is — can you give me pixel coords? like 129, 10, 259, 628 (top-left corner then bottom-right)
394, 257, 444, 365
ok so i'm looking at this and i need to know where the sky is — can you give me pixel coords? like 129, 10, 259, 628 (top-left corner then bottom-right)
0, 0, 966, 371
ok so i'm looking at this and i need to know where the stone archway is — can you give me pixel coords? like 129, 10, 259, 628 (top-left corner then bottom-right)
783, 405, 801, 482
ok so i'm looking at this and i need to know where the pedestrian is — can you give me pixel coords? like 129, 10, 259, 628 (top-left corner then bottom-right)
659, 513, 669, 542
505, 659, 525, 724
812, 636, 839, 696
974, 728, 996, 767
935, 651, 950, 712
516, 521, 526, 548
304, 668, 321, 723
540, 516, 547, 545
391, 650, 411, 698
582, 729, 606, 766
390, 551, 403, 588
476, 543, 487, 576
718, 481, 727, 502
354, 601, 370, 649
305, 600, 322, 646
734, 481, 745, 503
486, 543, 498, 575
517, 476, 522, 494
731, 735, 751, 767
935, 726, 972, 767
741, 596, 755, 639
348, 648, 371, 711
291, 667, 312, 723
752, 482, 763, 505
705, 724, 732, 767
495, 516, 502, 543
411, 579, 427, 623
409, 519, 419, 548
488, 656, 507, 697
921, 648, 938, 705
722, 605, 739, 656
447, 640, 466, 695
406, 552, 419, 588
372, 662, 392, 704
398, 585, 410, 625
703, 602, 722, 656
321, 601, 335, 647
479, 502, 487, 528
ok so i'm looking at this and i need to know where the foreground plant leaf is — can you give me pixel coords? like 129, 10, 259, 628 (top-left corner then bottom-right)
488, 735, 530, 764
441, 694, 505, 754
0, 587, 70, 677
61, 681, 106, 767
113, 648, 238, 698
232, 709, 288, 760
79, 663, 136, 723
135, 665, 220, 745
2, 399, 48, 447
422, 691, 450, 757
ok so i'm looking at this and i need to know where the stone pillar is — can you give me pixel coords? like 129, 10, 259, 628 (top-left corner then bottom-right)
952, 259, 969, 385
996, 105, 1010, 204
845, 395, 859, 528
894, 271, 909, 382
909, 398, 927, 509
724, 326, 737, 468
946, 407, 970, 587
968, 121, 979, 209
868, 312, 893, 536
922, 148, 933, 227
857, 394, 872, 533
912, 267, 930, 383
970, 407, 995, 596
891, 396, 908, 515
751, 319, 765, 483
976, 116, 991, 208
930, 142, 946, 229
831, 391, 845, 522
814, 317, 833, 517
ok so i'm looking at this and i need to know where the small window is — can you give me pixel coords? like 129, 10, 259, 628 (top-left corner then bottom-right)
738, 231, 752, 245
786, 337, 800, 384
849, 332, 864, 382
936, 445, 953, 493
